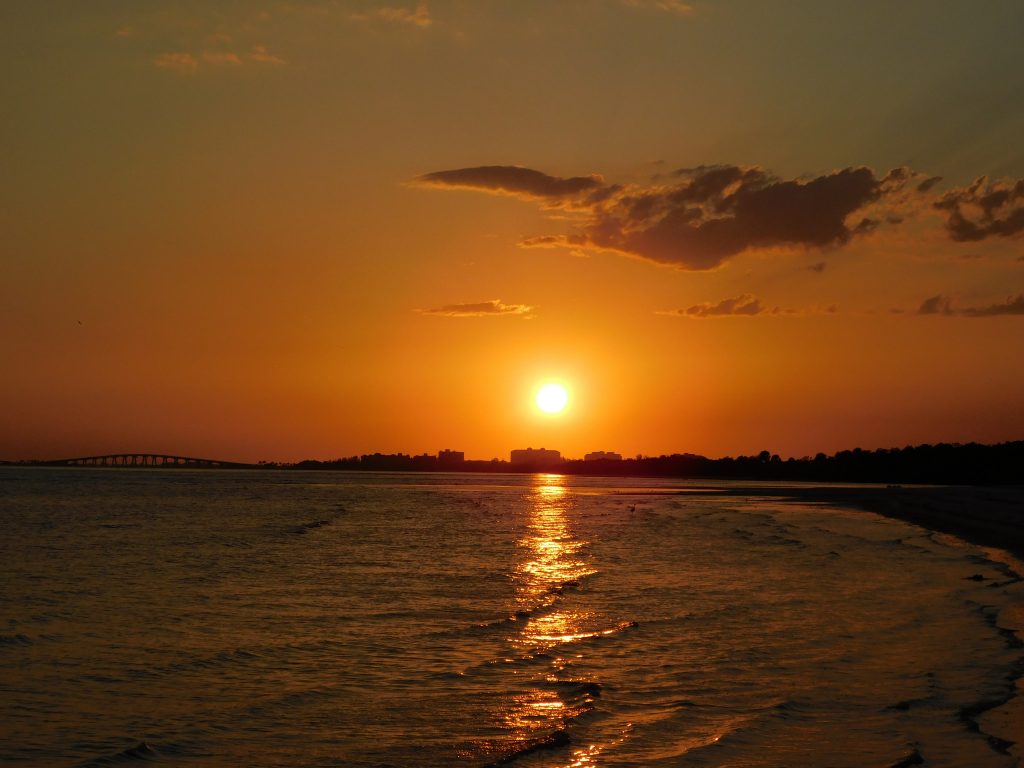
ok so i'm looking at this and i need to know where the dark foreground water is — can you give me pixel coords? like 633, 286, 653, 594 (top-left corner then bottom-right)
1, 469, 1021, 767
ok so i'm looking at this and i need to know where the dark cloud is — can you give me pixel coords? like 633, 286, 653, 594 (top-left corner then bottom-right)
934, 176, 1024, 241
917, 175, 942, 193
962, 294, 1024, 317
917, 293, 1024, 317
418, 299, 533, 317
520, 234, 582, 248
918, 295, 954, 315
581, 165, 902, 269
674, 294, 765, 318
805, 261, 827, 273
662, 294, 839, 318
418, 163, 915, 270
413, 166, 603, 200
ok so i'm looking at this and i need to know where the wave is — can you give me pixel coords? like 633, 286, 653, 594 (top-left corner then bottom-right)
117, 645, 280, 684
0, 633, 33, 647
283, 507, 350, 536
550, 679, 602, 699
78, 742, 160, 766
481, 729, 571, 766
449, 576, 594, 639
957, 687, 1019, 756
290, 518, 332, 535
888, 749, 925, 768
75, 740, 196, 766
524, 620, 639, 645
466, 650, 558, 673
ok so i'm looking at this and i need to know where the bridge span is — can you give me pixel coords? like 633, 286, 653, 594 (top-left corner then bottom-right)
39, 454, 258, 469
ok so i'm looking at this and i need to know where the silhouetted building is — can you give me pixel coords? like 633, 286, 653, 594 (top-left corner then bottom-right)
584, 451, 622, 461
438, 449, 465, 464
510, 447, 561, 465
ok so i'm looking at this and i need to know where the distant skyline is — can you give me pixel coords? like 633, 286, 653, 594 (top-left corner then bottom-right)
3, 2, 1023, 463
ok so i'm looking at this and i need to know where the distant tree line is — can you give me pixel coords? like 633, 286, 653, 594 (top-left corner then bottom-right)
291, 441, 1023, 485
293, 452, 488, 472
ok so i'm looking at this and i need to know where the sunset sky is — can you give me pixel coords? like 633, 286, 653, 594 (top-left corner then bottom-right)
3, 1, 1023, 463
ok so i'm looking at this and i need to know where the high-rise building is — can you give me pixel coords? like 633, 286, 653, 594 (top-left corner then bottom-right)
510, 447, 562, 465
584, 451, 622, 461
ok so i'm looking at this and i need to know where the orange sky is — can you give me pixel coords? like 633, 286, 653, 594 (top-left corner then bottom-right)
2, 2, 1023, 462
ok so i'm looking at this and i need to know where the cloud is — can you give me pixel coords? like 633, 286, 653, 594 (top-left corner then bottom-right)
660, 294, 839, 318
154, 52, 200, 74
918, 294, 954, 315
623, 0, 695, 14
963, 294, 1024, 317
674, 294, 764, 317
413, 166, 604, 200
418, 299, 534, 318
934, 176, 1024, 241
656, 0, 695, 13
417, 163, 918, 270
247, 45, 286, 65
353, 3, 433, 27
154, 46, 284, 73
201, 51, 242, 66
805, 261, 827, 273
917, 293, 1024, 317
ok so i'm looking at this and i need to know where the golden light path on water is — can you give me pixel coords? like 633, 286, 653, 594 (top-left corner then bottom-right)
494, 475, 630, 766
514, 476, 595, 647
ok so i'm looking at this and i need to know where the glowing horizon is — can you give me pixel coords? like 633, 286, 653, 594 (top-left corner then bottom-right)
2, 3, 1022, 463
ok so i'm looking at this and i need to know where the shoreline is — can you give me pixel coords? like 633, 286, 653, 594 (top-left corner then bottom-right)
706, 482, 1024, 762
705, 483, 1024, 562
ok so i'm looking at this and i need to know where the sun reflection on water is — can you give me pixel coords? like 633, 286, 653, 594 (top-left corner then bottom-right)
513, 475, 598, 650
480, 474, 613, 763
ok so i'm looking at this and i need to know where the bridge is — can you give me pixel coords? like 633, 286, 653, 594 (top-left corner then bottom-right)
38, 454, 259, 469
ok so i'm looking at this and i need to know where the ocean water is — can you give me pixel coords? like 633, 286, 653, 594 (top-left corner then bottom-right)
1, 468, 1021, 767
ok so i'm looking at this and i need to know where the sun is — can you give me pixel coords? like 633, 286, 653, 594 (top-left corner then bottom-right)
536, 383, 569, 414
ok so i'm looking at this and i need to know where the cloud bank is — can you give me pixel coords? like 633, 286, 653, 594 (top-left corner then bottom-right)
154, 46, 284, 73
415, 166, 604, 199
416, 163, 920, 270
935, 176, 1024, 241
918, 295, 954, 315
660, 294, 838, 318
352, 3, 433, 27
623, 0, 695, 15
918, 294, 1024, 317
676, 294, 765, 317
418, 299, 534, 318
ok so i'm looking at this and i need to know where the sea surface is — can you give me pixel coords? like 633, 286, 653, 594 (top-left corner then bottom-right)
1, 468, 1021, 767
